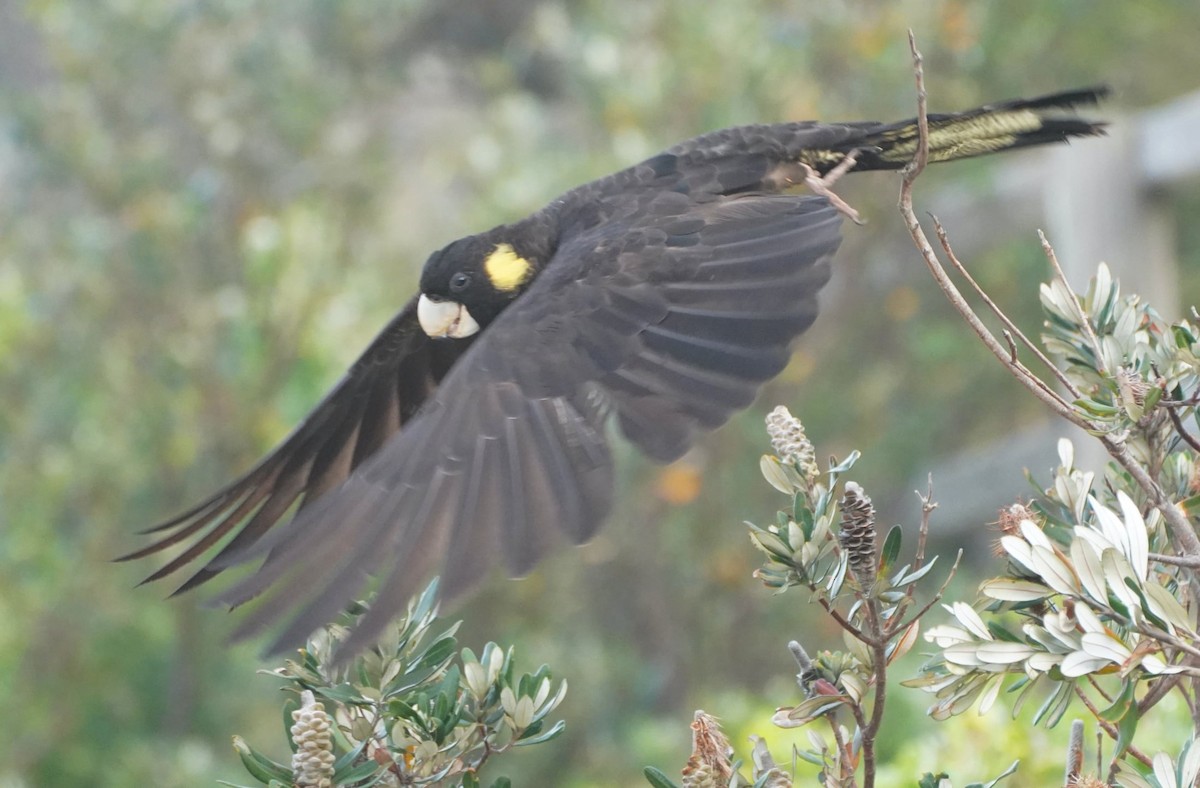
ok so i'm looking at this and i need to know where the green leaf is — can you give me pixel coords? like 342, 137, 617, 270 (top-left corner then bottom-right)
760, 455, 794, 494
332, 740, 370, 775
232, 736, 293, 785
892, 555, 940, 587
1099, 679, 1137, 722
795, 749, 824, 766
984, 622, 1023, 643
1143, 385, 1163, 412
795, 499, 814, 536
828, 450, 861, 476
1115, 705, 1140, 758
1032, 681, 1071, 728
644, 766, 682, 788
918, 773, 950, 788
516, 718, 566, 746
969, 759, 1019, 788
281, 698, 300, 753
317, 683, 368, 704
488, 778, 513, 788
1125, 577, 1170, 631
412, 577, 441, 623
333, 758, 385, 783
413, 634, 459, 672
878, 524, 902, 579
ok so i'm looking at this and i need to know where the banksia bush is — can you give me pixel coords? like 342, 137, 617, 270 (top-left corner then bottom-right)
232, 581, 567, 788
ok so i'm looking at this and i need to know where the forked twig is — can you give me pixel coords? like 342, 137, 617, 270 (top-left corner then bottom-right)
932, 220, 1083, 400
897, 36, 1096, 435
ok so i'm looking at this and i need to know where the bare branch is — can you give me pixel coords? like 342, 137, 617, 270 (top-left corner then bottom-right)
1166, 401, 1200, 454
1137, 671, 1186, 716
897, 72, 1099, 433
932, 220, 1083, 400
1149, 551, 1200, 569
1072, 687, 1153, 768
894, 476, 938, 636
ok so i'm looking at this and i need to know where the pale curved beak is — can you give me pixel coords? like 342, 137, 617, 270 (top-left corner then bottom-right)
417, 294, 481, 339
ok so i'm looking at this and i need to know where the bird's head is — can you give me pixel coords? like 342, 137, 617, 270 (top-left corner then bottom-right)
417, 234, 537, 339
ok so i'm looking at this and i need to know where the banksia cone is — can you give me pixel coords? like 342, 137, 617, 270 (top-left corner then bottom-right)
681, 711, 735, 788
838, 482, 878, 587
1116, 366, 1149, 407
766, 406, 820, 484
290, 690, 335, 788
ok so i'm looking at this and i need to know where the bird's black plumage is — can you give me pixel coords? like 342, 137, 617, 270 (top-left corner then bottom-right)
125, 88, 1106, 657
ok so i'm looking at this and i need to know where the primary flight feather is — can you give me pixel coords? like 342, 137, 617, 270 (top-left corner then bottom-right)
124, 88, 1106, 657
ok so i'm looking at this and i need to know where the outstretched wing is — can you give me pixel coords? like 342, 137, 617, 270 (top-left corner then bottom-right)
119, 297, 473, 593
215, 190, 842, 657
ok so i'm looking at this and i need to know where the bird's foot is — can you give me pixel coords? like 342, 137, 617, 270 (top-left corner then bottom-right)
800, 151, 864, 225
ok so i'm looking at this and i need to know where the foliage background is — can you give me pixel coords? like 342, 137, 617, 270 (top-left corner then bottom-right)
1, 0, 1198, 785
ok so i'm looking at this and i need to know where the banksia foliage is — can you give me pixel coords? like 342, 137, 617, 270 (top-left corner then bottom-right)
233, 581, 567, 787
838, 481, 878, 586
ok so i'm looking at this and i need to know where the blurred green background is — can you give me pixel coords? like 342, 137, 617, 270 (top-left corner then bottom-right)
2, 1, 1199, 785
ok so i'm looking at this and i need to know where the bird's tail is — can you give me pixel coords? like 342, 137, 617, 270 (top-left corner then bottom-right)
808, 87, 1108, 173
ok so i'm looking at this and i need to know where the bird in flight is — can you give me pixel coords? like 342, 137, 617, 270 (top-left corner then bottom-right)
123, 88, 1106, 658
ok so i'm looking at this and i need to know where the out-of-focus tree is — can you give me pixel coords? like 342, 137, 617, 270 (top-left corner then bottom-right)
1, 1, 1197, 784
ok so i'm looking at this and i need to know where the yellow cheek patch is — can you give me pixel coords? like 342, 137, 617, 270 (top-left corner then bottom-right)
483, 243, 533, 292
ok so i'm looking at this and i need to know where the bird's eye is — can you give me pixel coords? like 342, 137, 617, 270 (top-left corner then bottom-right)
450, 272, 471, 293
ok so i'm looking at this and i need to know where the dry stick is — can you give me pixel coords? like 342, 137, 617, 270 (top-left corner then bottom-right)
1084, 674, 1115, 704
1002, 330, 1018, 364
933, 222, 1083, 401
934, 218, 1079, 411
893, 477, 938, 637
1136, 622, 1200, 665
812, 586, 873, 644
1137, 671, 1186, 716
1165, 403, 1200, 455
1149, 551, 1200, 569
897, 46, 1097, 434
1071, 686, 1153, 768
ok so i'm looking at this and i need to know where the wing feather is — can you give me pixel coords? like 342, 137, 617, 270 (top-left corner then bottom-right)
210, 192, 841, 656
121, 297, 472, 593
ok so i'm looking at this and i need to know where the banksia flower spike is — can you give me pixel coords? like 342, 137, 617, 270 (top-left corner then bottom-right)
839, 482, 878, 587
290, 690, 336, 788
766, 405, 820, 484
